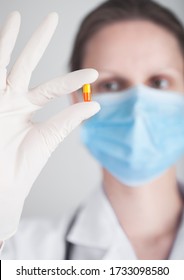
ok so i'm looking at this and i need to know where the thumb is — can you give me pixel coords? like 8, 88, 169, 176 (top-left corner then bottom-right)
37, 101, 100, 154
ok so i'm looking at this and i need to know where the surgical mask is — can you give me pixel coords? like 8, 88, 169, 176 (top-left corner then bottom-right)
80, 85, 184, 186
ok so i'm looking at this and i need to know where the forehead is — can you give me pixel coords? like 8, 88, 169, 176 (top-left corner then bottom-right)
83, 20, 183, 74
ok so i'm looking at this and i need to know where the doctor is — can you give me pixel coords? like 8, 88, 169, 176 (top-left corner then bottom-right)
1, 0, 184, 259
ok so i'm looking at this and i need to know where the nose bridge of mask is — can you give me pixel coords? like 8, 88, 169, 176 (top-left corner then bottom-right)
125, 87, 160, 163
131, 86, 146, 114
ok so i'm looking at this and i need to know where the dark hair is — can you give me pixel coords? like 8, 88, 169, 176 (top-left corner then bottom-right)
70, 0, 184, 71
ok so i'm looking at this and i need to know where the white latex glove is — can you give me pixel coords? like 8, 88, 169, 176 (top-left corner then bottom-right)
0, 12, 100, 240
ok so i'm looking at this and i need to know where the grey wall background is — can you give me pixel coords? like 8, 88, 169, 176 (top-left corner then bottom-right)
0, 0, 184, 219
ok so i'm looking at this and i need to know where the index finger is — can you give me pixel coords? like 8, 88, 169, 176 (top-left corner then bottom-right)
28, 69, 99, 106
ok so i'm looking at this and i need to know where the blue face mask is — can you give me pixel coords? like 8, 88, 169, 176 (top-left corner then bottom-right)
80, 85, 184, 186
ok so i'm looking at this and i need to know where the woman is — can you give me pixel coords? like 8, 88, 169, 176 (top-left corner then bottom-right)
0, 0, 184, 259
69, 0, 184, 259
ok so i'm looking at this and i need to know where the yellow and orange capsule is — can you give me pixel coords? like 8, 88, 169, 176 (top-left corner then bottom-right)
82, 84, 92, 102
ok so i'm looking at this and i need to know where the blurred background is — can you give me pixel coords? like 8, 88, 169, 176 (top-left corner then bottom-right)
0, 0, 184, 219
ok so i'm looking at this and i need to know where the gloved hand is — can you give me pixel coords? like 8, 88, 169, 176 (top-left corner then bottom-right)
0, 12, 100, 240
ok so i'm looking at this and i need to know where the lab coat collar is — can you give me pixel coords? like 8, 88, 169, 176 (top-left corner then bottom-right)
66, 186, 137, 259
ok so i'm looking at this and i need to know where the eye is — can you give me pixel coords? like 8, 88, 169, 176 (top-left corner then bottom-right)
103, 81, 121, 91
94, 79, 128, 93
149, 77, 169, 90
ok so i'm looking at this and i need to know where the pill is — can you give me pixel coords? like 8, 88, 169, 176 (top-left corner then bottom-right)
82, 84, 92, 102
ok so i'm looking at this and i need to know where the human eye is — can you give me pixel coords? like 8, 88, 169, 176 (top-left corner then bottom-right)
148, 76, 170, 90
93, 78, 128, 93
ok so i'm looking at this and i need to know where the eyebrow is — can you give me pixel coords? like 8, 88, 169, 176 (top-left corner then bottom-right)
154, 67, 183, 76
98, 69, 121, 76
97, 67, 183, 79
97, 72, 129, 83
97, 70, 126, 80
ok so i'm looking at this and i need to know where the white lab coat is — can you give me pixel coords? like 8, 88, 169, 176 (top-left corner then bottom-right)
1, 186, 184, 260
